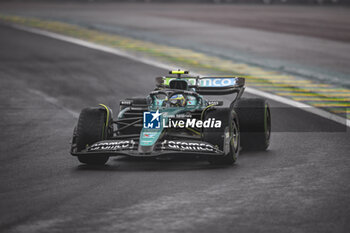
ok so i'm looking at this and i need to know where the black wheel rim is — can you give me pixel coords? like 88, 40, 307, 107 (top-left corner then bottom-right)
265, 106, 271, 141
231, 118, 239, 153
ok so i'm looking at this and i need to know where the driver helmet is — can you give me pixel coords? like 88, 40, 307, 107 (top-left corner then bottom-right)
169, 94, 186, 107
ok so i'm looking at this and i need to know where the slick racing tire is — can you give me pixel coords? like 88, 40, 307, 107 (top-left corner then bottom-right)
75, 107, 112, 165
234, 98, 271, 151
203, 107, 240, 165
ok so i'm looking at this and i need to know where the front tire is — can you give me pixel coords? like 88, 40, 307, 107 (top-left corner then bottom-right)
203, 107, 240, 165
75, 107, 112, 165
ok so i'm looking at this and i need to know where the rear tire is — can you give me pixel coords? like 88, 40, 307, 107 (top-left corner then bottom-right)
75, 107, 111, 165
203, 107, 240, 165
234, 98, 271, 151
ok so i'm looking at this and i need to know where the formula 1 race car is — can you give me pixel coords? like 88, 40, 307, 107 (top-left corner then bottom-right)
70, 70, 271, 165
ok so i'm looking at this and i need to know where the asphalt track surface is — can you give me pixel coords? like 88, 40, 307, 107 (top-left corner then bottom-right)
1, 3, 350, 86
0, 24, 350, 233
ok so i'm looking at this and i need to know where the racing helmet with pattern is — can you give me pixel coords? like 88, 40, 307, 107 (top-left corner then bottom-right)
168, 94, 186, 107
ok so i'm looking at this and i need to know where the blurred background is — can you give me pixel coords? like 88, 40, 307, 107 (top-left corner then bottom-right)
1, 0, 347, 4
0, 1, 349, 233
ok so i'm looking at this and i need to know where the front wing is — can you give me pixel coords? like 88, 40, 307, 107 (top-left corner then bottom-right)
71, 139, 225, 158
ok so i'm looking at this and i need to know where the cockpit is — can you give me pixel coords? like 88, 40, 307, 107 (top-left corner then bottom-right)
151, 92, 197, 108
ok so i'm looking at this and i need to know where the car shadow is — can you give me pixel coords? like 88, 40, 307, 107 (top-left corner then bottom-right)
74, 156, 235, 172
73, 149, 276, 172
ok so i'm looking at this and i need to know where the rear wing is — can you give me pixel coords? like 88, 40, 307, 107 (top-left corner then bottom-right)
155, 76, 245, 95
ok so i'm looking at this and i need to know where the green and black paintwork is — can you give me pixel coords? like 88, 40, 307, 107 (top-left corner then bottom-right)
70, 71, 271, 165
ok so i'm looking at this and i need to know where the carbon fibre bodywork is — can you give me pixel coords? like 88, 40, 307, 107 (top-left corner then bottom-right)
71, 72, 245, 159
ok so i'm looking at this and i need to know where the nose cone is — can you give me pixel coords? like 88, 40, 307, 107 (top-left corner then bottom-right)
138, 144, 155, 154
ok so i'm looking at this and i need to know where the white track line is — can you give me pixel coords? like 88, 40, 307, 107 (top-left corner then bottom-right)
12, 24, 349, 127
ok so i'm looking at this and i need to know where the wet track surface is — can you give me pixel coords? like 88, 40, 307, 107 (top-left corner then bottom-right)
1, 3, 350, 86
0, 24, 349, 233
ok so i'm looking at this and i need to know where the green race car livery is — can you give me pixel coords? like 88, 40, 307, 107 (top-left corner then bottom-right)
70, 70, 271, 165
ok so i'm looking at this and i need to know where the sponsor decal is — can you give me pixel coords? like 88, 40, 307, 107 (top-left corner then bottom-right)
143, 110, 162, 129
142, 132, 157, 139
200, 78, 236, 87
164, 77, 236, 87
141, 140, 153, 143
161, 140, 216, 152
207, 100, 223, 106
120, 100, 132, 106
88, 140, 135, 151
